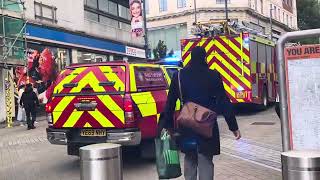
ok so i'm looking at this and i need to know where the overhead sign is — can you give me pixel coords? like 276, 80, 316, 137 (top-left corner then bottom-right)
125, 46, 145, 58
285, 44, 320, 150
130, 0, 144, 38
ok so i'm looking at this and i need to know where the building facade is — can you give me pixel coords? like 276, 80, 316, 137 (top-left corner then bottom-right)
0, 0, 146, 123
146, 0, 298, 56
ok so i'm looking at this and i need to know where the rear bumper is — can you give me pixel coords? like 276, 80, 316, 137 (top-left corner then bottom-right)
46, 128, 68, 145
46, 127, 141, 146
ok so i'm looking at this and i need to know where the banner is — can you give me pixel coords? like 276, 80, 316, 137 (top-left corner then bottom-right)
14, 44, 69, 104
130, 0, 144, 38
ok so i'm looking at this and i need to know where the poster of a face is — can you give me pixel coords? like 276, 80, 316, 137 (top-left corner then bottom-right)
130, 0, 144, 38
14, 44, 68, 104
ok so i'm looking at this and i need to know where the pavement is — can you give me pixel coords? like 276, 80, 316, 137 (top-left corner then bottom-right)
0, 107, 282, 180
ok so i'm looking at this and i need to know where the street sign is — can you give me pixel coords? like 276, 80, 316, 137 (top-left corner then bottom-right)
284, 44, 320, 150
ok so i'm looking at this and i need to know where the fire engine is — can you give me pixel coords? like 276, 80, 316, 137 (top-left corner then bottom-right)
181, 20, 278, 108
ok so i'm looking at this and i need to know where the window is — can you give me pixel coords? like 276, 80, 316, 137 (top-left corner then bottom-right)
283, 12, 285, 22
286, 14, 288, 25
100, 15, 119, 28
216, 0, 230, 4
278, 9, 280, 20
260, 0, 263, 14
159, 0, 168, 12
254, 0, 257, 10
177, 0, 187, 8
84, 10, 99, 22
118, 4, 130, 20
274, 6, 276, 18
98, 0, 108, 12
34, 1, 57, 23
290, 16, 292, 27
134, 67, 167, 91
84, 0, 98, 9
108, 1, 118, 16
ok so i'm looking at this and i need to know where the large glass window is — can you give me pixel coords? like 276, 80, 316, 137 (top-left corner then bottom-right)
100, 15, 119, 28
119, 22, 131, 31
98, 0, 108, 12
77, 51, 108, 63
159, 0, 167, 12
108, 1, 118, 16
85, 0, 98, 9
84, 10, 99, 22
118, 4, 130, 20
145, 0, 149, 14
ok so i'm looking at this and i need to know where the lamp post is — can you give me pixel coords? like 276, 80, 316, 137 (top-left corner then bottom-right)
225, 0, 229, 21
269, 4, 275, 40
142, 0, 149, 59
194, 0, 197, 24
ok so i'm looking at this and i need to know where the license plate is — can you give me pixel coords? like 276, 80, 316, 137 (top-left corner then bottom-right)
236, 92, 246, 99
80, 129, 106, 137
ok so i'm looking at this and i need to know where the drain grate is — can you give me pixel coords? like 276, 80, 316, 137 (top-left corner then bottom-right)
251, 122, 275, 125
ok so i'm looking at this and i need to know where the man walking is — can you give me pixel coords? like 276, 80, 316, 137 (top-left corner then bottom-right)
20, 84, 39, 130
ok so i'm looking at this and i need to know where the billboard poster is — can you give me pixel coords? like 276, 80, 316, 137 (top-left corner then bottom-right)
130, 0, 144, 38
14, 43, 69, 104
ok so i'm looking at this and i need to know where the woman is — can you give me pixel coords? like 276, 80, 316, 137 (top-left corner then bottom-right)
17, 84, 26, 126
158, 46, 241, 180
130, 0, 143, 37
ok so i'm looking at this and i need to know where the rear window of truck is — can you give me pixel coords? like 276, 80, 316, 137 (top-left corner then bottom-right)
53, 65, 126, 96
134, 66, 167, 91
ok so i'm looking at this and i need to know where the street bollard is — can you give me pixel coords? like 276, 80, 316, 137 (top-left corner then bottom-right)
282, 151, 320, 180
80, 143, 122, 180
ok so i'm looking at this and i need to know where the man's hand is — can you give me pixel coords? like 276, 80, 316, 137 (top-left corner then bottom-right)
232, 130, 241, 140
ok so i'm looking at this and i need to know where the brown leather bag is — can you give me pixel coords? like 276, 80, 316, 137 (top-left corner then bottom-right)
176, 71, 217, 138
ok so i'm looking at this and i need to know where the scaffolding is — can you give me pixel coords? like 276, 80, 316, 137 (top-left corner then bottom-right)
0, 0, 26, 66
0, 0, 26, 127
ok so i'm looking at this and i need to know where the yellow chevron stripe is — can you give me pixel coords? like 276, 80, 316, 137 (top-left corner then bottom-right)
130, 65, 137, 92
205, 40, 215, 54
99, 66, 125, 92
182, 41, 194, 58
215, 39, 251, 76
121, 66, 125, 72
63, 111, 84, 127
223, 37, 250, 63
70, 72, 105, 93
209, 59, 242, 90
88, 110, 115, 127
183, 53, 192, 67
53, 96, 75, 121
84, 122, 92, 128
52, 111, 62, 124
215, 53, 251, 89
131, 92, 157, 117
98, 95, 125, 123
54, 67, 86, 94
222, 82, 237, 100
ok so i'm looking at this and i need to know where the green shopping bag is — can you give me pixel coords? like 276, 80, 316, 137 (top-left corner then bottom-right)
155, 130, 182, 179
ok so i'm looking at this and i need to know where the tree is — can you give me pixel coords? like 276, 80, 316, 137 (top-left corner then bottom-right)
297, 0, 320, 43
152, 40, 167, 60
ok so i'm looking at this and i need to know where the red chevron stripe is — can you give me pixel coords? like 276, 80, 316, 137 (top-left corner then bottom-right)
95, 97, 125, 128
201, 38, 212, 49
216, 37, 241, 60
151, 90, 168, 114
53, 97, 78, 128
54, 69, 73, 87
74, 112, 103, 128
228, 36, 250, 57
216, 49, 252, 82
182, 39, 200, 60
208, 54, 250, 91
220, 76, 238, 103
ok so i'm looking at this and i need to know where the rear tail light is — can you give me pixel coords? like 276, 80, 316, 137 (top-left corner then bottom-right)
45, 103, 53, 113
124, 94, 136, 128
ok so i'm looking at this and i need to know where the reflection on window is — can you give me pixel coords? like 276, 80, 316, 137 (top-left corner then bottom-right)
177, 0, 186, 8
77, 51, 108, 63
159, 0, 167, 12
34, 1, 57, 23
108, 1, 118, 16
84, 10, 99, 22
84, 0, 98, 9
100, 16, 119, 28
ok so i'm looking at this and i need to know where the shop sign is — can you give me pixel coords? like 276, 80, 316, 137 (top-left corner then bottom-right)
126, 46, 145, 58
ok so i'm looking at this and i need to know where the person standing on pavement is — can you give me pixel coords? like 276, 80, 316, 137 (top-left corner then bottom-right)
17, 84, 26, 126
158, 46, 241, 180
20, 83, 39, 130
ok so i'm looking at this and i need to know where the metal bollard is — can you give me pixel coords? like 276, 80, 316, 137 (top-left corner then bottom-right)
282, 151, 320, 180
80, 143, 122, 180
